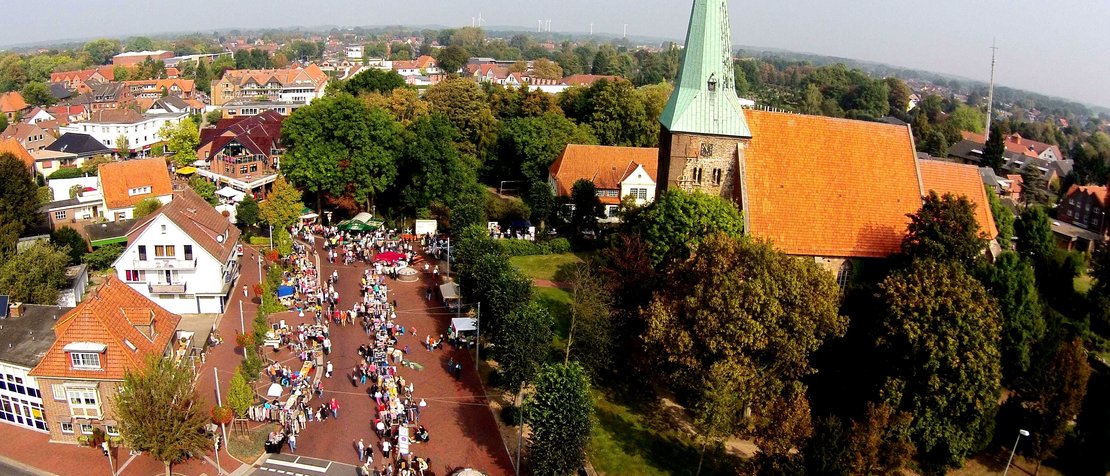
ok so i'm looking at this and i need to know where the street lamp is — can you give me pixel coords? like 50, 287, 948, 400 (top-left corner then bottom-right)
1002, 429, 1030, 476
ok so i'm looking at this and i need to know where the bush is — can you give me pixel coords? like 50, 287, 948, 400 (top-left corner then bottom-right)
47, 167, 84, 180
546, 237, 571, 254
496, 237, 574, 256
82, 244, 123, 270
249, 236, 270, 246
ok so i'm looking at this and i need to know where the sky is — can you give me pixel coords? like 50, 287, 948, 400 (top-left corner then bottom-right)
5, 0, 1109, 108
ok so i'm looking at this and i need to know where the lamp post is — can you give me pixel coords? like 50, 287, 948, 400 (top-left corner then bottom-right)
1003, 429, 1030, 476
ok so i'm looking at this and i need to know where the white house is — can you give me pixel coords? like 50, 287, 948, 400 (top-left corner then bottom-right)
547, 144, 660, 220
112, 189, 242, 314
345, 45, 364, 59
0, 303, 72, 433
59, 110, 187, 156
97, 158, 174, 221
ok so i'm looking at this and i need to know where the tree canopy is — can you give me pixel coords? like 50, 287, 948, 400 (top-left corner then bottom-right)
0, 242, 70, 304
159, 118, 200, 167
117, 356, 211, 475
495, 302, 554, 394
493, 113, 596, 183
258, 176, 303, 230
877, 260, 1001, 470
0, 152, 42, 252
623, 190, 744, 268
901, 191, 985, 268
343, 68, 406, 95
527, 362, 594, 476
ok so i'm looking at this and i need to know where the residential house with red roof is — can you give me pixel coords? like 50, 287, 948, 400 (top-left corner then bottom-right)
59, 109, 187, 157
96, 158, 174, 221
112, 188, 242, 314
49, 67, 115, 94
211, 64, 329, 106
195, 110, 284, 197
0, 122, 54, 152
0, 91, 29, 122
960, 131, 1064, 162
548, 145, 660, 219
1059, 185, 1109, 236
28, 277, 181, 443
122, 79, 196, 101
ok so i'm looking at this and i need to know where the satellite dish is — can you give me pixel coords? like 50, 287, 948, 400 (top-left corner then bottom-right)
216, 234, 225, 243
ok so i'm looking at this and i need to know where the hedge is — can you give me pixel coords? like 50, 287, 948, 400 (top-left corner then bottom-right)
248, 236, 271, 246
47, 168, 85, 180
496, 238, 571, 256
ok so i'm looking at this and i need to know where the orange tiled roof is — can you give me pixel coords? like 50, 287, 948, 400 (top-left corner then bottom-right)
742, 110, 924, 258
98, 158, 173, 209
28, 276, 180, 381
0, 91, 28, 113
549, 144, 658, 204
917, 160, 999, 240
960, 131, 1056, 159
1066, 184, 1110, 208
0, 137, 34, 171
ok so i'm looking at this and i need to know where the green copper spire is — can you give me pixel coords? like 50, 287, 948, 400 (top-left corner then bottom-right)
659, 0, 751, 138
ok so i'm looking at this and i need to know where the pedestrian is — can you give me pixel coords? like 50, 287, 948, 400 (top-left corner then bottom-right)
357, 439, 365, 461
288, 431, 297, 453
453, 362, 462, 380
326, 361, 333, 378
381, 439, 391, 458
364, 445, 375, 465
330, 398, 340, 419
242, 285, 247, 297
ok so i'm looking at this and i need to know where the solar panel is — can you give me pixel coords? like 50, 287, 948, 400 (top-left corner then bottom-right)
0, 295, 8, 318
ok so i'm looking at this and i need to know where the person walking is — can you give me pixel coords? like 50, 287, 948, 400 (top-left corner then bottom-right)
326, 361, 333, 378
330, 398, 340, 419
356, 439, 365, 462
287, 431, 297, 453
242, 285, 248, 298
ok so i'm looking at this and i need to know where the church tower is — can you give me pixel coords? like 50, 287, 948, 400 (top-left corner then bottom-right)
657, 0, 751, 201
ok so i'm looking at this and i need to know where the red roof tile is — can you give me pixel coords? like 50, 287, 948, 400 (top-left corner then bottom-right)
549, 145, 658, 204
98, 158, 173, 209
28, 276, 180, 381
918, 160, 999, 240
0, 91, 28, 113
127, 188, 241, 262
742, 110, 924, 258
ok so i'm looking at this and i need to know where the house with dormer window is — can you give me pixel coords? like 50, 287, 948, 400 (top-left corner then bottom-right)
113, 188, 242, 313
28, 277, 180, 443
97, 158, 174, 221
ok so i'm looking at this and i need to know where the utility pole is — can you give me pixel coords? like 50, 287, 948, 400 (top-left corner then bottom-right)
239, 300, 244, 334
985, 39, 999, 139
214, 367, 228, 452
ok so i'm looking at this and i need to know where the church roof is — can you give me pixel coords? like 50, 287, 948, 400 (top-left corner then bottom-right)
917, 160, 999, 240
742, 110, 924, 258
659, 0, 751, 138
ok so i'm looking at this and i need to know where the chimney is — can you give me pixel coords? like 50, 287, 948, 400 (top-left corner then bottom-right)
9, 302, 25, 318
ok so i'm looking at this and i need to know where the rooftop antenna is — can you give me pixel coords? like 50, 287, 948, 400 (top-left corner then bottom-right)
985, 38, 999, 139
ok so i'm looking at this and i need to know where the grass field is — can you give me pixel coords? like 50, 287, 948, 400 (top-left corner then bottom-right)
509, 252, 590, 282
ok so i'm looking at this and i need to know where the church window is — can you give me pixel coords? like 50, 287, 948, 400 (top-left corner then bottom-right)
700, 143, 714, 157
707, 73, 717, 92
694, 167, 703, 184
712, 168, 722, 185
836, 261, 853, 295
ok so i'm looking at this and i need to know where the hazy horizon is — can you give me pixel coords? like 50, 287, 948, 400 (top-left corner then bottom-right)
5, 0, 1108, 109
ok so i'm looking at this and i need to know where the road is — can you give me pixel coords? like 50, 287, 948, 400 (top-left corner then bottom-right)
251, 453, 358, 476
0, 458, 45, 476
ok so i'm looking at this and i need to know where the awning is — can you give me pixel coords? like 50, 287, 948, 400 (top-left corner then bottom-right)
266, 383, 283, 398
176, 166, 197, 175
300, 207, 318, 220
215, 186, 242, 198
352, 212, 374, 223
439, 282, 460, 300
276, 286, 295, 298
375, 251, 405, 263
451, 317, 477, 333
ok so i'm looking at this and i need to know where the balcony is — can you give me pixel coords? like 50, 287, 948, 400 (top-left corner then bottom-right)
149, 282, 187, 294
132, 258, 197, 270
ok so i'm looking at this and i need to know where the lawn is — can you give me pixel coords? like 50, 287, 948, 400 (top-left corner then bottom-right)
226, 424, 275, 462
588, 391, 743, 476
509, 252, 590, 282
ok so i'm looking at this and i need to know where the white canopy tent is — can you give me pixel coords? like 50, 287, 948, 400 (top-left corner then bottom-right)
451, 317, 477, 334
215, 186, 245, 203
439, 282, 461, 301
266, 383, 283, 398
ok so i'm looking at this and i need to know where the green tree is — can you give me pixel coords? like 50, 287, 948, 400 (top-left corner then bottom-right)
987, 191, 1014, 245
1020, 165, 1051, 207
983, 123, 1006, 173
133, 197, 163, 219
81, 243, 122, 270
236, 194, 260, 228
187, 175, 217, 205
920, 129, 949, 157
194, 60, 211, 94
117, 356, 211, 476
569, 179, 603, 235
623, 189, 744, 268
227, 368, 254, 418
258, 176, 303, 230
847, 403, 916, 475
0, 115, 8, 134
1015, 206, 1054, 264
50, 226, 88, 265
527, 362, 594, 476
565, 263, 612, 373
496, 302, 554, 395
948, 105, 985, 134
0, 152, 42, 252
159, 118, 200, 167
846, 80, 890, 118
494, 113, 596, 183
344, 68, 406, 95
901, 191, 986, 268
435, 45, 469, 76
1006, 338, 1090, 463
560, 79, 655, 147
1090, 246, 1110, 334
392, 113, 479, 216
124, 36, 155, 52
115, 134, 130, 157
884, 77, 912, 115
0, 242, 70, 304
20, 82, 56, 106
281, 93, 400, 212
975, 252, 1044, 385
204, 109, 223, 125
459, 253, 532, 339
643, 234, 846, 423
523, 181, 555, 230
83, 39, 121, 65
877, 260, 1001, 470
422, 78, 497, 157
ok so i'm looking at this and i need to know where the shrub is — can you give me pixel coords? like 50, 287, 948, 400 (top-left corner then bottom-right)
47, 167, 84, 180
249, 236, 270, 246
82, 244, 123, 270
500, 404, 522, 426
497, 239, 545, 256
546, 237, 571, 254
